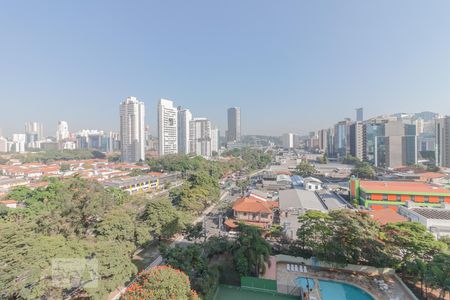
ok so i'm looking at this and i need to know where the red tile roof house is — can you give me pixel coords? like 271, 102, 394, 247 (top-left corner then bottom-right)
364, 208, 408, 225
0, 200, 20, 208
224, 195, 279, 230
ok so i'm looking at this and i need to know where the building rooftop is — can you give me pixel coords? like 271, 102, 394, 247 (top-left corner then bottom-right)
359, 180, 450, 194
279, 188, 327, 212
411, 207, 450, 220
0, 200, 17, 205
103, 175, 158, 188
276, 174, 292, 182
367, 208, 408, 225
303, 177, 322, 184
316, 191, 347, 210
249, 190, 272, 201
233, 196, 278, 214
0, 178, 29, 185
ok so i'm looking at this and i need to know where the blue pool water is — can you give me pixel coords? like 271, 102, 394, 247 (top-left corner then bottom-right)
318, 280, 374, 300
295, 277, 374, 300
295, 277, 315, 290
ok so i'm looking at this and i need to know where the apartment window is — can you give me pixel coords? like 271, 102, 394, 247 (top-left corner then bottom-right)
439, 196, 445, 202
382, 194, 388, 200
396, 195, 401, 201
243, 212, 247, 216
261, 213, 269, 218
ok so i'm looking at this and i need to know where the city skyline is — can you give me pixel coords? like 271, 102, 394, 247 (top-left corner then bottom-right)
2, 1, 450, 136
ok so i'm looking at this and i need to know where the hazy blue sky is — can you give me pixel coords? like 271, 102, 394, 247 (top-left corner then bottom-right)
1, 0, 450, 137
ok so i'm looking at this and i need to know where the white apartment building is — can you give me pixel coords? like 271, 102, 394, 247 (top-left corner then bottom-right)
12, 134, 26, 153
56, 121, 69, 141
25, 121, 44, 144
62, 141, 77, 150
190, 118, 212, 157
211, 126, 219, 154
158, 99, 178, 156
120, 96, 145, 163
0, 137, 10, 153
282, 133, 294, 149
177, 107, 192, 155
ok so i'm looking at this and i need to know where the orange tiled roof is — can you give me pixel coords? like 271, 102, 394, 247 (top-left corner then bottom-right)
148, 172, 164, 177
0, 200, 17, 205
233, 196, 278, 213
366, 208, 407, 225
360, 180, 450, 194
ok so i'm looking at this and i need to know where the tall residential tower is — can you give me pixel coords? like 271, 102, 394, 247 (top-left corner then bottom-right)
177, 107, 192, 155
190, 117, 212, 157
158, 99, 178, 156
120, 96, 145, 163
56, 121, 69, 141
436, 116, 450, 168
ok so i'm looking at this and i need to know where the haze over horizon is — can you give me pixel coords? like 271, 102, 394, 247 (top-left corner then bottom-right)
1, 0, 450, 137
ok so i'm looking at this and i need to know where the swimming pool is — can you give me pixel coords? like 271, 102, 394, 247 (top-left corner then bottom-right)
295, 277, 374, 300
295, 277, 315, 290
318, 279, 374, 300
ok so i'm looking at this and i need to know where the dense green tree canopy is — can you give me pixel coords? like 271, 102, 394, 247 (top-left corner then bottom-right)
351, 162, 376, 179
122, 266, 199, 300
234, 224, 271, 276
142, 197, 191, 240
295, 210, 447, 270
295, 161, 318, 177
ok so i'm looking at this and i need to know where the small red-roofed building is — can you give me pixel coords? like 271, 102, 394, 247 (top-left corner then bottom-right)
224, 196, 279, 230
366, 208, 407, 225
0, 200, 19, 208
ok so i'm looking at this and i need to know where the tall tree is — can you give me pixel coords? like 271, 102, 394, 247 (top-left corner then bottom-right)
122, 266, 199, 300
234, 224, 271, 276
383, 222, 447, 269
426, 253, 450, 300
295, 161, 317, 177
143, 198, 189, 240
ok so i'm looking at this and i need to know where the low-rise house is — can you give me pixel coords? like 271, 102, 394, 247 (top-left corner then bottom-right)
0, 199, 21, 208
303, 177, 323, 191
0, 178, 29, 192
224, 196, 279, 230
262, 173, 292, 190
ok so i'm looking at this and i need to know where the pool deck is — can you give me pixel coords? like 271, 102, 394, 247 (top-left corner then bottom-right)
276, 261, 417, 300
